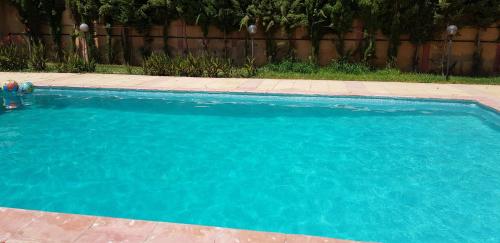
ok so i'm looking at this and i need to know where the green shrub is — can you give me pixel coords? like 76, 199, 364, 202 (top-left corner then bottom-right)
178, 54, 204, 77
143, 52, 234, 78
143, 52, 175, 76
263, 59, 318, 74
56, 52, 96, 73
0, 44, 28, 71
198, 53, 233, 78
29, 42, 47, 71
242, 57, 257, 78
325, 59, 371, 74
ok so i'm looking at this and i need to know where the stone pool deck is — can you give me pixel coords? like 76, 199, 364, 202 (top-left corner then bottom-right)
1, 72, 499, 111
1, 72, 499, 243
0, 207, 354, 243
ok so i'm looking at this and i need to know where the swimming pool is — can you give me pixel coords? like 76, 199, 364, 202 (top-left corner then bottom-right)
1, 89, 499, 242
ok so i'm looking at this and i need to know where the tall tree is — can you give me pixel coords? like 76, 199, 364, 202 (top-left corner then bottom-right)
243, 0, 281, 62
10, 0, 46, 42
379, 0, 410, 67
99, 0, 121, 63
436, 0, 499, 75
148, 0, 178, 55
323, 0, 357, 59
460, 0, 499, 75
197, 0, 216, 51
357, 0, 381, 64
177, 0, 201, 54
65, 0, 82, 52
212, 0, 246, 58
402, 0, 438, 71
134, 0, 154, 58
40, 0, 65, 60
113, 0, 135, 64
434, 0, 464, 74
303, 0, 329, 63
66, 0, 101, 60
278, 0, 307, 59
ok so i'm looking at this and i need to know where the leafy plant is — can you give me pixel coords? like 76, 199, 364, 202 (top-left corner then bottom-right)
263, 59, 318, 73
66, 0, 101, 60
303, 0, 329, 63
461, 0, 499, 76
243, 0, 281, 62
211, 0, 248, 58
323, 0, 357, 58
144, 52, 234, 77
6, 0, 500, 77
402, 0, 438, 72
357, 0, 380, 64
143, 52, 175, 76
242, 57, 257, 77
178, 54, 204, 76
0, 44, 29, 71
56, 52, 96, 73
198, 53, 233, 77
39, 0, 65, 60
326, 58, 371, 74
278, 0, 306, 58
9, 0, 44, 41
29, 42, 47, 71
378, 0, 405, 67
148, 0, 177, 55
99, 0, 121, 63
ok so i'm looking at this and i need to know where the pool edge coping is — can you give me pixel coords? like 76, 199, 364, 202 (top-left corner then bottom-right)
0, 207, 365, 243
35, 83, 500, 112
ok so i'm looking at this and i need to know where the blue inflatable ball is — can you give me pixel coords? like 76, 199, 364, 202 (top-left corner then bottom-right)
2, 83, 9, 92
20, 82, 34, 94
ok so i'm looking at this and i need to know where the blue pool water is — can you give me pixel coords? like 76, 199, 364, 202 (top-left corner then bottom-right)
1, 89, 499, 242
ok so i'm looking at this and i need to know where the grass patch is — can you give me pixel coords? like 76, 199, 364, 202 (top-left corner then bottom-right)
257, 66, 500, 85
37, 63, 143, 75
255, 59, 499, 84
95, 64, 143, 75
6, 62, 499, 85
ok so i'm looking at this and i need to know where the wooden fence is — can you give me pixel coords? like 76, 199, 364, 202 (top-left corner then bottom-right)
1, 1, 499, 75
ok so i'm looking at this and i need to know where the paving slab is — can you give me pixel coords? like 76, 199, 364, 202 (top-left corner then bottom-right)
0, 208, 364, 243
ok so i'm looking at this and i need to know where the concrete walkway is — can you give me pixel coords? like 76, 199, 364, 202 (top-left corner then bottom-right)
1, 72, 499, 111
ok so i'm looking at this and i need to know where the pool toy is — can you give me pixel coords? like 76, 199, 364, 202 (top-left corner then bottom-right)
2, 95, 21, 109
0, 80, 32, 110
20, 82, 34, 94
2, 80, 19, 93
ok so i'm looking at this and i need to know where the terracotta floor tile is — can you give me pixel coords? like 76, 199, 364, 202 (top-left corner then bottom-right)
3, 239, 41, 243
74, 217, 156, 243
213, 228, 286, 243
285, 234, 360, 243
146, 222, 217, 243
0, 209, 42, 239
16, 213, 95, 243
